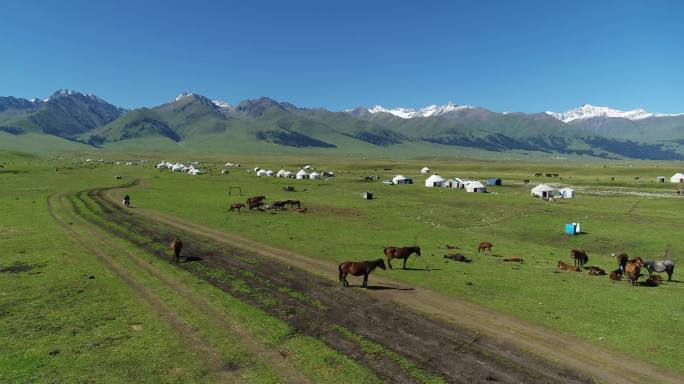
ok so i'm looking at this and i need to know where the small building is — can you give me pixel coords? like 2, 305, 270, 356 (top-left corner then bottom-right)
425, 174, 445, 187
531, 184, 554, 198
442, 179, 460, 189
172, 164, 185, 172
277, 169, 287, 178
487, 178, 502, 186
559, 187, 575, 199
565, 222, 581, 235
465, 180, 486, 193
265, 170, 275, 177
188, 168, 202, 175
296, 169, 309, 179
256, 169, 268, 176
392, 175, 413, 185
656, 176, 666, 183
362, 191, 373, 200
310, 172, 321, 180
420, 166, 431, 174
284, 171, 294, 178
671, 173, 684, 183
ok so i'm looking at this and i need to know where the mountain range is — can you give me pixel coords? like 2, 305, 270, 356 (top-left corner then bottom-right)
2, 89, 684, 160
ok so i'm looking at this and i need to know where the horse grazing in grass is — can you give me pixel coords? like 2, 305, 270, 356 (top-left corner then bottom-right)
643, 260, 675, 281
246, 196, 265, 205
229, 203, 245, 212
625, 257, 644, 286
383, 246, 421, 269
286, 199, 301, 209
570, 249, 588, 267
615, 253, 629, 273
248, 201, 264, 210
477, 242, 493, 254
170, 238, 183, 262
338, 259, 386, 288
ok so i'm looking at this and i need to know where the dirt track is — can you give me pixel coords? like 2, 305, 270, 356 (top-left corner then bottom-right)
71, 181, 684, 384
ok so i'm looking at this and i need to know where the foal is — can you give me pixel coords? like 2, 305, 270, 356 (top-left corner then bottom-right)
383, 246, 421, 269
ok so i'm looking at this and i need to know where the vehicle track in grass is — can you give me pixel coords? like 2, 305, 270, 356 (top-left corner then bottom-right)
46, 193, 243, 383
75, 183, 606, 384
53, 193, 312, 384
107, 180, 684, 384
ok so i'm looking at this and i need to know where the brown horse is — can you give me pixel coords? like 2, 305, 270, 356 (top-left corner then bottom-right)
609, 269, 622, 281
248, 201, 264, 210
615, 253, 629, 273
246, 195, 266, 205
477, 241, 493, 254
570, 249, 589, 267
338, 259, 386, 288
557, 261, 580, 272
170, 238, 183, 262
229, 203, 245, 212
625, 257, 644, 286
286, 199, 301, 208
585, 266, 606, 276
383, 246, 421, 269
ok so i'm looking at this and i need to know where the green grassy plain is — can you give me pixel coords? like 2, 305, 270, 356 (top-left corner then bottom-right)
118, 155, 684, 372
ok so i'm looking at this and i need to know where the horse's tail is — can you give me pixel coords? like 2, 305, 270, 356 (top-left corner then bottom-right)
338, 263, 344, 282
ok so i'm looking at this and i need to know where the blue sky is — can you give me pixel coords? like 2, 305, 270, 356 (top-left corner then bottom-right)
2, 0, 683, 113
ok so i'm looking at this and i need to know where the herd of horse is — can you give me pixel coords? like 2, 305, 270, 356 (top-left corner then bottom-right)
556, 249, 675, 287
230, 195, 302, 212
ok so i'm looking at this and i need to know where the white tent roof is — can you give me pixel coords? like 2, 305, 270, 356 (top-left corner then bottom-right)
310, 171, 320, 177
189, 168, 202, 175
284, 171, 293, 176
425, 174, 445, 186
559, 187, 574, 192
467, 181, 485, 189
420, 166, 431, 173
392, 175, 407, 182
277, 169, 287, 175
256, 169, 268, 176
531, 184, 554, 195
296, 169, 309, 176
671, 173, 684, 181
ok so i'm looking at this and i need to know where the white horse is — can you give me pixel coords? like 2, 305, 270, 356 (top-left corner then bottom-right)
643, 260, 675, 281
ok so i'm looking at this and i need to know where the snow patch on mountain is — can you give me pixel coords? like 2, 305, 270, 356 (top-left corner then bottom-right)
174, 92, 194, 102
367, 102, 474, 119
212, 100, 230, 109
547, 104, 677, 122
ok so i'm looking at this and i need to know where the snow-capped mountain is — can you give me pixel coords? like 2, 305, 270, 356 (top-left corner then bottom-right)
367, 102, 474, 119
212, 100, 230, 109
174, 92, 194, 102
546, 104, 675, 123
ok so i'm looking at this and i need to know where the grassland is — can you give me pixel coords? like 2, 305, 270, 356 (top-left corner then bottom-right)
3, 151, 684, 382
118, 155, 684, 373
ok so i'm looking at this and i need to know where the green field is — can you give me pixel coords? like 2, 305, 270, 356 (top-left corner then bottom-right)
2, 150, 684, 382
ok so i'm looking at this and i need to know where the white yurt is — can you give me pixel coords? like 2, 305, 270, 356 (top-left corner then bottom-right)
172, 164, 184, 172
256, 169, 268, 176
425, 174, 445, 187
465, 180, 486, 192
296, 169, 309, 179
265, 170, 275, 177
284, 171, 294, 178
559, 187, 575, 199
254, 167, 261, 172
670, 173, 684, 183
310, 172, 321, 180
420, 166, 431, 174
188, 168, 202, 175
277, 170, 287, 178
442, 179, 460, 188
392, 175, 413, 184
531, 184, 554, 198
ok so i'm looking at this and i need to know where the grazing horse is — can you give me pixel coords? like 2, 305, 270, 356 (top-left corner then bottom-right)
615, 253, 629, 273
338, 259, 386, 288
246, 196, 266, 205
477, 242, 493, 254
170, 238, 183, 262
286, 199, 301, 209
643, 260, 675, 281
229, 203, 245, 212
523, 179, 530, 185
570, 249, 588, 268
383, 246, 421, 269
624, 257, 644, 286
248, 201, 264, 210
557, 261, 580, 272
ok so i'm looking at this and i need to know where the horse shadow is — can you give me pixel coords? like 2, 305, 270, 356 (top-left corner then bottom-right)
365, 285, 415, 291
181, 256, 203, 263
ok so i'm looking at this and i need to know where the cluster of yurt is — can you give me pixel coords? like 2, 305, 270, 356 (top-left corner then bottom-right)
423, 172, 486, 193
531, 184, 575, 199
158, 161, 202, 175
277, 169, 294, 178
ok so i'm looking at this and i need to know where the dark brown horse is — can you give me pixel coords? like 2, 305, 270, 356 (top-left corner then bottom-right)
625, 257, 644, 286
585, 266, 606, 276
609, 269, 622, 281
570, 249, 588, 267
170, 238, 183, 262
229, 203, 245, 212
338, 259, 386, 288
383, 246, 421, 269
248, 201, 264, 210
286, 199, 301, 208
246, 195, 266, 205
615, 253, 629, 273
477, 241, 493, 254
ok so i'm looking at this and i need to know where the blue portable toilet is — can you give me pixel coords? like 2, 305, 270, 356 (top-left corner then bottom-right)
565, 222, 581, 235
